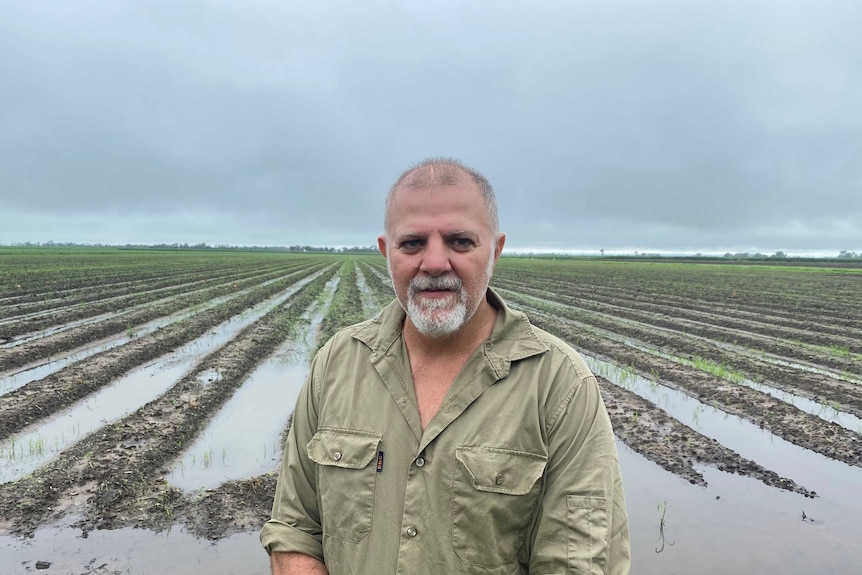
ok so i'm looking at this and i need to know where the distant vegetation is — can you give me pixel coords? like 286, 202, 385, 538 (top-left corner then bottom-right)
722, 250, 860, 259
2, 241, 859, 260
2, 241, 379, 253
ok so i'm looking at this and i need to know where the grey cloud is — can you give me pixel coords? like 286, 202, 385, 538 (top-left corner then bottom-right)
1, 0, 860, 252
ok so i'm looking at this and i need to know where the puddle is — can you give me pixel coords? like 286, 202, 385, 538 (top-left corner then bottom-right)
1, 309, 195, 397
0, 310, 133, 348
0, 439, 857, 575
363, 263, 391, 285
166, 275, 340, 490
0, 518, 268, 575
763, 355, 862, 385
0, 279, 236, 349
353, 266, 382, 318
618, 439, 861, 574
0, 274, 324, 484
504, 294, 862, 431
585, 354, 862, 500
167, 361, 310, 491
196, 368, 223, 386
624, 343, 862, 432
504, 287, 860, 383
0, 273, 308, 396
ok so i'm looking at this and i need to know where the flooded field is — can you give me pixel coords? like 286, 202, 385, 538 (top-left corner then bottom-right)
1, 248, 860, 574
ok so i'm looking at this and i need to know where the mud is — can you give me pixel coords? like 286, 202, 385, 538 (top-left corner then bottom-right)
0, 266, 328, 441
0, 264, 322, 373
598, 376, 813, 496
1, 254, 860, 574
499, 287, 862, 418
0, 271, 334, 537
524, 307, 862, 468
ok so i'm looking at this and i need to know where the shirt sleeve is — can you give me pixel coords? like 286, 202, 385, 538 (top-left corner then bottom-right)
259, 354, 325, 561
526, 373, 631, 574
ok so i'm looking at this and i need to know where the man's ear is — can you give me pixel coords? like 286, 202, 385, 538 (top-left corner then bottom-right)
377, 235, 388, 258
494, 233, 506, 263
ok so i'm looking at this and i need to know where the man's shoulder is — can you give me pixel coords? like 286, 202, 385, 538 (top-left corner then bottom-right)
520, 322, 594, 382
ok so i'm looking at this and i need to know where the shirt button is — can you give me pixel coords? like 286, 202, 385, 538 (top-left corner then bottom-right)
406, 526, 417, 538
495, 474, 504, 485
333, 451, 342, 461
415, 456, 425, 468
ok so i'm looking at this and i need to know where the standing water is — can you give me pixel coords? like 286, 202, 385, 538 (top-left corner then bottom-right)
167, 275, 341, 490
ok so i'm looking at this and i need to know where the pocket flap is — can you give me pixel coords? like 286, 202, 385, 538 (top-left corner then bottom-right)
456, 447, 547, 495
307, 428, 381, 469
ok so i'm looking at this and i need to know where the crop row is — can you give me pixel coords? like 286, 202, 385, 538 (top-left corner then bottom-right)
0, 265, 341, 534
1, 252, 858, 541
0, 262, 334, 441
495, 258, 862, 324
0, 249, 321, 298
0, 261, 315, 340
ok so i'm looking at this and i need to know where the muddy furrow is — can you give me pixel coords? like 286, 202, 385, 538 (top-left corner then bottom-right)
496, 277, 862, 363
494, 275, 862, 342
317, 260, 366, 350
599, 286, 862, 335
1, 262, 226, 304
494, 265, 862, 329
524, 309, 862, 469
498, 283, 862, 376
598, 377, 813, 496
0, 263, 326, 374
500, 289, 862, 419
357, 262, 395, 309
0, 265, 333, 442
0, 269, 336, 536
0, 262, 294, 325
0, 264, 282, 318
0, 265, 301, 339
0, 252, 287, 296
181, 474, 278, 539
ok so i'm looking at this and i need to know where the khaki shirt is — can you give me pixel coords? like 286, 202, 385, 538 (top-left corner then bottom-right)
261, 289, 630, 574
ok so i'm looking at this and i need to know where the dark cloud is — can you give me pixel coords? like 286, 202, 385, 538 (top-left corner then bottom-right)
1, 0, 860, 254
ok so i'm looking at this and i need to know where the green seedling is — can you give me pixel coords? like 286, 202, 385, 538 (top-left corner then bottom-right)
655, 500, 675, 553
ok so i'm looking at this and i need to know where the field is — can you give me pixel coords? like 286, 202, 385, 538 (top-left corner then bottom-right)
1, 248, 860, 574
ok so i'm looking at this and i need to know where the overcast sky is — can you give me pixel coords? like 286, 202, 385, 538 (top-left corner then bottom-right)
1, 0, 860, 255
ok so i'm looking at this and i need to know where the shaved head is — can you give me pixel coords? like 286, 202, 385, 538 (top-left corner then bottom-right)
384, 157, 499, 238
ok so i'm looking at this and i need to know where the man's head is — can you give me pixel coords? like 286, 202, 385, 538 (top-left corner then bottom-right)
378, 158, 505, 338
384, 158, 500, 240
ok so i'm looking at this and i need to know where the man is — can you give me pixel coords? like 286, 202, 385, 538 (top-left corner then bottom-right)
261, 158, 630, 574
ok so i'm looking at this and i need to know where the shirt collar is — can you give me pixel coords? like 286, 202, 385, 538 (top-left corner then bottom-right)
353, 287, 549, 366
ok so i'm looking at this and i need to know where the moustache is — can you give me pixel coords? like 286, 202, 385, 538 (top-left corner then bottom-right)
408, 275, 463, 294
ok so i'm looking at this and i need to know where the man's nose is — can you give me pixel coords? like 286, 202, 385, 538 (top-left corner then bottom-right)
419, 239, 452, 276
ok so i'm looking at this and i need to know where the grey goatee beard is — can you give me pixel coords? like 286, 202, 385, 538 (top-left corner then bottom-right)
406, 274, 468, 337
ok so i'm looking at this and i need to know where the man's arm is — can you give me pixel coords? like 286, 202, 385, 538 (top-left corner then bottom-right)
271, 551, 328, 575
261, 354, 327, 565
527, 373, 631, 574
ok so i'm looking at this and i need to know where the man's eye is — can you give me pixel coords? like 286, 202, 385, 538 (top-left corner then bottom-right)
400, 240, 424, 250
451, 238, 474, 249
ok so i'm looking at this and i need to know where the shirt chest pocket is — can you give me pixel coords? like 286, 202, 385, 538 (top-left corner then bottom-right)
452, 446, 547, 569
307, 428, 381, 543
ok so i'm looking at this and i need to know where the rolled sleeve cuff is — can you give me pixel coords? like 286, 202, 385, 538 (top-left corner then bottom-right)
260, 519, 324, 561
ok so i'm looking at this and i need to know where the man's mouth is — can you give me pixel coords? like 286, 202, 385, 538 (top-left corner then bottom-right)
419, 288, 454, 296
409, 275, 462, 296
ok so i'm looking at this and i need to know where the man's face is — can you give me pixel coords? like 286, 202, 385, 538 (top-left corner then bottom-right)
378, 181, 504, 338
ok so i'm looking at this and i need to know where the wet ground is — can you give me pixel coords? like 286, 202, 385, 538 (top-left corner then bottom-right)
2, 440, 859, 575
1, 254, 860, 574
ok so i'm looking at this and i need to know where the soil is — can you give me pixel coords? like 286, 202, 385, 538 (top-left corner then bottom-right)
1, 253, 860, 573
